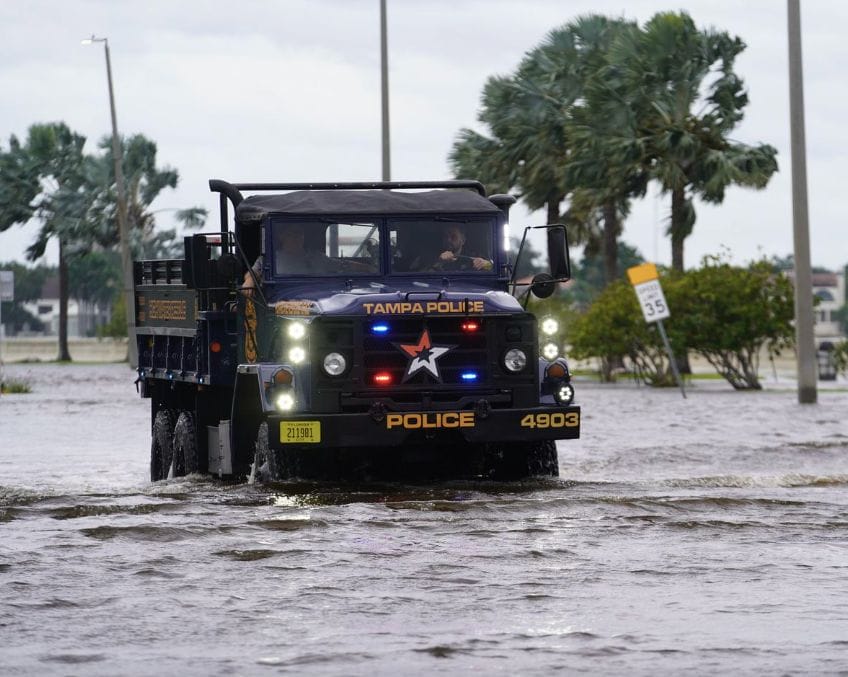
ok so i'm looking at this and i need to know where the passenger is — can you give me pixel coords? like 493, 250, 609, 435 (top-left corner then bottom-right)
242, 223, 375, 297
242, 223, 332, 297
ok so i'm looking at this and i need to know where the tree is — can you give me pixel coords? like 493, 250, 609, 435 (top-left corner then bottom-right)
0, 122, 89, 360
1, 126, 206, 357
449, 71, 568, 226
566, 241, 645, 310
450, 16, 647, 287
673, 258, 794, 389
67, 250, 122, 336
84, 134, 206, 254
550, 15, 648, 286
612, 12, 778, 271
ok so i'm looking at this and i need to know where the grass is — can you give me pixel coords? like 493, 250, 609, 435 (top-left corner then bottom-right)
1, 378, 31, 394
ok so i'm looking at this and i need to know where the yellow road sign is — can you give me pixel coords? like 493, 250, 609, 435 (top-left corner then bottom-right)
627, 263, 659, 286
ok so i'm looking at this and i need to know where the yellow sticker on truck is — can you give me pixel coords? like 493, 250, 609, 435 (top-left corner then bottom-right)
280, 421, 321, 444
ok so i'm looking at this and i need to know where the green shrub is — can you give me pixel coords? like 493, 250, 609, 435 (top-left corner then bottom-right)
569, 279, 683, 386
673, 258, 794, 389
568, 257, 795, 390
97, 290, 128, 338
833, 341, 848, 376
1, 378, 31, 394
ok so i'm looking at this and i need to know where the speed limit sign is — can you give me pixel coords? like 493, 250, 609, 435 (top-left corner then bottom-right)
626, 262, 685, 397
627, 263, 670, 323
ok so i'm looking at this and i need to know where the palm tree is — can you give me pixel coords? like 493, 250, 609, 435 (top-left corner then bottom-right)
547, 15, 647, 286
613, 12, 778, 271
450, 16, 644, 286
85, 134, 180, 251
0, 122, 89, 360
449, 71, 569, 226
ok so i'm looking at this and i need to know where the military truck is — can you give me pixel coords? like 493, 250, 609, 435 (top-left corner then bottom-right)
134, 179, 580, 482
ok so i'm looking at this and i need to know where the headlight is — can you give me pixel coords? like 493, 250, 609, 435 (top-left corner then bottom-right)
288, 346, 306, 364
323, 352, 347, 376
504, 348, 527, 373
274, 391, 296, 411
555, 382, 574, 406
287, 321, 307, 340
541, 317, 558, 335
542, 342, 559, 360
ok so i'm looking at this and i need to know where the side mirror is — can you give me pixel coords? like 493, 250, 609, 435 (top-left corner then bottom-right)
547, 226, 571, 280
509, 224, 573, 304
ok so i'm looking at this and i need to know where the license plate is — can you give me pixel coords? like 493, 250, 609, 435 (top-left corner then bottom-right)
280, 421, 321, 444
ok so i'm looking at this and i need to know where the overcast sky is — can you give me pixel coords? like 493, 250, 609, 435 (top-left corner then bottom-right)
1, 0, 845, 271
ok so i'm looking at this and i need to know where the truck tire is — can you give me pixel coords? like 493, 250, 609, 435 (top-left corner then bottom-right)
172, 412, 198, 477
150, 409, 175, 481
528, 440, 559, 477
254, 422, 278, 481
483, 440, 559, 480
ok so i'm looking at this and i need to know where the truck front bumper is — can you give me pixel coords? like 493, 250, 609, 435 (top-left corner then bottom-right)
267, 405, 581, 450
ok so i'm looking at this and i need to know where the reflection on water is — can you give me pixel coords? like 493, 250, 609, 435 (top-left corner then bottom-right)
1, 363, 847, 674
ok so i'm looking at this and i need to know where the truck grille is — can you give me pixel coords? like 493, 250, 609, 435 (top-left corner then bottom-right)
310, 314, 537, 413
362, 316, 488, 386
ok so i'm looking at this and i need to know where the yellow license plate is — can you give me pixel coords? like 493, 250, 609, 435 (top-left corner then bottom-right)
280, 421, 321, 444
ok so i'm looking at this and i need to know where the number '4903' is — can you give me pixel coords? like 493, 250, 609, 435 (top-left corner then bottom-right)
521, 412, 579, 429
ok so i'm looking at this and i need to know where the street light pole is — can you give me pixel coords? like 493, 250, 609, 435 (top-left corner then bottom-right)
82, 35, 138, 368
380, 0, 391, 181
786, 1, 817, 403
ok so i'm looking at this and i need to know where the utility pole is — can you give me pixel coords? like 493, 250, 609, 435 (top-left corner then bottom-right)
83, 35, 138, 368
786, 0, 817, 403
380, 0, 391, 181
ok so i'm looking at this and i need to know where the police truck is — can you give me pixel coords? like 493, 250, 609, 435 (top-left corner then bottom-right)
134, 180, 579, 481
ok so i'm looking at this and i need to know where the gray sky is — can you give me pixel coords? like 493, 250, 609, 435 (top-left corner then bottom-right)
1, 0, 845, 270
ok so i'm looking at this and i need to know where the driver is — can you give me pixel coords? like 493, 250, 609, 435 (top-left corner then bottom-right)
431, 224, 492, 271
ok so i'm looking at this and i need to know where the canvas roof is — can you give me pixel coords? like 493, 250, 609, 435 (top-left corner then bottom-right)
236, 189, 501, 223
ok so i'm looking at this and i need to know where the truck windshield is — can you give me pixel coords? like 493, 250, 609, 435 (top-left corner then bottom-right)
270, 219, 380, 276
389, 217, 495, 273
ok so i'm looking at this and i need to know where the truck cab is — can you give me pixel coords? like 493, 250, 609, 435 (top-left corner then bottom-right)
135, 180, 579, 482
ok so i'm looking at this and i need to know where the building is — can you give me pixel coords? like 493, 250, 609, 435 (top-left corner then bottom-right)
18, 275, 111, 337
812, 271, 845, 343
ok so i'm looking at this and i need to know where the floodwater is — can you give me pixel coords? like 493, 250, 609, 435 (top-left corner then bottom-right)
1, 363, 847, 675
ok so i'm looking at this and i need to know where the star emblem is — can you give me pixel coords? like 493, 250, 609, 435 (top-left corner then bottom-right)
393, 328, 455, 382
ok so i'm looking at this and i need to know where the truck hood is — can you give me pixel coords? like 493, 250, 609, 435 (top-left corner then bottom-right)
263, 281, 523, 316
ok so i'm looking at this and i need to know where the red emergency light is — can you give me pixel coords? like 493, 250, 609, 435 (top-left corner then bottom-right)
373, 372, 393, 385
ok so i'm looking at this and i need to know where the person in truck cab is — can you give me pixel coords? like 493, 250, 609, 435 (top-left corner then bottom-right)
430, 223, 492, 271
242, 222, 376, 296
242, 223, 331, 296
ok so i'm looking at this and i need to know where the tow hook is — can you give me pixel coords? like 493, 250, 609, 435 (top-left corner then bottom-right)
369, 401, 388, 422
475, 398, 491, 420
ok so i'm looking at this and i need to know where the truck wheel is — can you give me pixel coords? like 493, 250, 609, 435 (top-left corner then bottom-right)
172, 412, 198, 477
150, 409, 175, 481
483, 440, 559, 480
528, 440, 559, 477
254, 422, 278, 481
